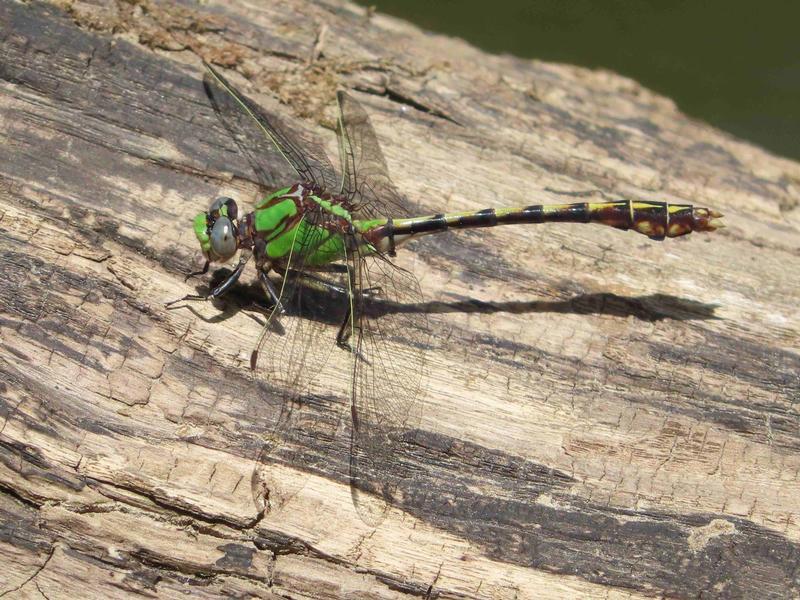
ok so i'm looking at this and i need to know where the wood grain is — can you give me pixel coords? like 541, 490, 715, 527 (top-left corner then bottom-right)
1, 1, 799, 598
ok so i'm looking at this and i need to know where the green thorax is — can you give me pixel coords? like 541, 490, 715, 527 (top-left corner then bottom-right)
251, 184, 386, 267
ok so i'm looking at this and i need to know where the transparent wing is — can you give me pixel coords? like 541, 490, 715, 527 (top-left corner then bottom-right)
347, 248, 429, 525
204, 63, 339, 190
336, 91, 429, 523
336, 91, 417, 220
249, 209, 349, 517
202, 63, 345, 513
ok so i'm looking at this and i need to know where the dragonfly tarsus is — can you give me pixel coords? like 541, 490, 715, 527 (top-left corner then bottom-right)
166, 252, 250, 307
334, 303, 370, 365
337, 339, 372, 365
164, 293, 207, 307
184, 259, 210, 282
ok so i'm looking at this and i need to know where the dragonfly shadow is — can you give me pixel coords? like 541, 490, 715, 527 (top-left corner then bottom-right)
166, 268, 283, 331
174, 268, 718, 326
172, 268, 349, 329
366, 292, 720, 323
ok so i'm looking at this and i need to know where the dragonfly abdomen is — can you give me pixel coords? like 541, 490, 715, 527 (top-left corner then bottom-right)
388, 199, 723, 242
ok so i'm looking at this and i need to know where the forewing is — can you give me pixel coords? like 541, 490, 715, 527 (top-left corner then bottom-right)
347, 249, 429, 525
249, 209, 348, 517
204, 63, 339, 190
336, 91, 416, 220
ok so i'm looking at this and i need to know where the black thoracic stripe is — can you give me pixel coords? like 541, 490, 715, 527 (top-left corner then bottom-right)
409, 214, 448, 234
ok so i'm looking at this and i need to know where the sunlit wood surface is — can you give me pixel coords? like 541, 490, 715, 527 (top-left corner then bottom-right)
1, 1, 799, 598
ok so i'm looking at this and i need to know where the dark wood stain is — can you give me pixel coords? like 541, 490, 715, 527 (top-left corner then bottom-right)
1, 2, 797, 599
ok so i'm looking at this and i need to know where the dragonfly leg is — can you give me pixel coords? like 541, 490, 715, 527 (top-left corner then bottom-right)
337, 317, 370, 365
336, 303, 353, 347
165, 252, 250, 306
313, 263, 349, 274
273, 266, 348, 296
337, 315, 372, 365
184, 259, 210, 282
334, 271, 372, 365
275, 267, 381, 299
258, 270, 285, 314
362, 285, 382, 298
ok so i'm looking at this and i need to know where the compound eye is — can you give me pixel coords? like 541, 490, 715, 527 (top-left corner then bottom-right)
209, 197, 238, 221
209, 216, 236, 259
209, 197, 225, 212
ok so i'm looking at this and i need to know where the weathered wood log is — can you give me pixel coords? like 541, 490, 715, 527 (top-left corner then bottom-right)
1, 1, 799, 598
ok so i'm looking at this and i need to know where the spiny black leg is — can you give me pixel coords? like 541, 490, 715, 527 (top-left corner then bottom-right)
362, 285, 382, 298
184, 259, 209, 282
208, 254, 249, 297
337, 310, 371, 365
166, 253, 249, 307
165, 293, 207, 307
336, 260, 357, 348
291, 269, 348, 296
275, 268, 380, 299
273, 265, 350, 296
334, 271, 371, 365
336, 302, 353, 348
250, 269, 288, 371
320, 263, 349, 275
258, 270, 285, 313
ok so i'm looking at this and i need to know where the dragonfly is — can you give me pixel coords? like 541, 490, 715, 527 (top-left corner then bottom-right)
175, 62, 723, 525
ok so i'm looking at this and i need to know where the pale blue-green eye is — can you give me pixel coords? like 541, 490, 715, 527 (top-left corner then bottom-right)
209, 197, 238, 221
210, 216, 236, 259
209, 198, 225, 213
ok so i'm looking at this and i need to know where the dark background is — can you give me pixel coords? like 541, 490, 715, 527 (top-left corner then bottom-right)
356, 0, 799, 162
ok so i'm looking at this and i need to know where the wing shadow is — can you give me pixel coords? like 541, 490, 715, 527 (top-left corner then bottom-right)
173, 266, 718, 326
377, 291, 720, 322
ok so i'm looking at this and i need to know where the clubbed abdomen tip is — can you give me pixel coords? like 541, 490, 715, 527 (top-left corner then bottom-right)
691, 208, 725, 233
662, 206, 725, 238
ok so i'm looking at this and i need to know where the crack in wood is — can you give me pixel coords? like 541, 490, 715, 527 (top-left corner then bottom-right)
2, 0, 799, 598
0, 543, 56, 598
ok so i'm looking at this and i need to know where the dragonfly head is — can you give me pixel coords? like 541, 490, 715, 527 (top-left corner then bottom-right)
194, 197, 240, 262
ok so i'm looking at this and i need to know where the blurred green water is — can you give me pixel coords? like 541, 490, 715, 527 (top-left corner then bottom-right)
357, 0, 799, 161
